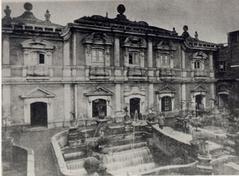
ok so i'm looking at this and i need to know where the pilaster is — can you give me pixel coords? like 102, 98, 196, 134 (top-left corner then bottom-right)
115, 84, 121, 115
114, 37, 120, 67
147, 40, 153, 67
64, 84, 72, 125
148, 84, 154, 109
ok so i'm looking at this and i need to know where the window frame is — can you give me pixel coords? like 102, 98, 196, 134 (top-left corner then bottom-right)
161, 96, 172, 112
91, 47, 105, 65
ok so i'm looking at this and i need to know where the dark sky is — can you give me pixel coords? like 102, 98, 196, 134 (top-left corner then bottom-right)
2, 0, 239, 43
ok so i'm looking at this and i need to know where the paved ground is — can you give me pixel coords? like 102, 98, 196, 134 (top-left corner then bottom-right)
10, 127, 66, 176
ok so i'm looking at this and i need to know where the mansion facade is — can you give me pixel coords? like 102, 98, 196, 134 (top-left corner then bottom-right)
2, 3, 218, 127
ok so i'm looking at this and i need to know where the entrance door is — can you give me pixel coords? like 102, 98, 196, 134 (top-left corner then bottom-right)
30, 102, 47, 127
219, 94, 228, 110
92, 99, 107, 118
130, 98, 140, 119
195, 94, 204, 116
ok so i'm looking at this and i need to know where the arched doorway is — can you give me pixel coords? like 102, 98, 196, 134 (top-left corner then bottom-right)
130, 98, 140, 119
30, 102, 47, 127
92, 99, 107, 118
195, 94, 204, 116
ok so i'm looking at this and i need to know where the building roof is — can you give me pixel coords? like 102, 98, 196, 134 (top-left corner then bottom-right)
72, 4, 178, 38
2, 2, 63, 33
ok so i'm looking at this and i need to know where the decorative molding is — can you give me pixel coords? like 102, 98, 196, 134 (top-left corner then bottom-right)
191, 85, 207, 93
156, 85, 176, 94
155, 40, 176, 51
20, 87, 55, 99
82, 32, 112, 45
84, 86, 113, 97
192, 51, 208, 60
21, 38, 55, 50
123, 36, 147, 48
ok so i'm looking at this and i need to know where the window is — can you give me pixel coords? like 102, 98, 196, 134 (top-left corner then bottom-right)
161, 96, 172, 112
219, 61, 226, 72
157, 53, 171, 68
39, 53, 45, 64
194, 61, 200, 69
128, 52, 140, 66
92, 48, 104, 64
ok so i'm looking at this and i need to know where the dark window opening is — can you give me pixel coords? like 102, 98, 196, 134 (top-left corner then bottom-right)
39, 54, 45, 64
129, 53, 133, 64
219, 61, 226, 72
162, 96, 172, 112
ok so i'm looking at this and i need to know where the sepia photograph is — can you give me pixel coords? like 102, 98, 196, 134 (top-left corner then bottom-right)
1, 0, 239, 175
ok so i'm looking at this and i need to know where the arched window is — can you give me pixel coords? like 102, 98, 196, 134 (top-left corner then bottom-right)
161, 96, 172, 112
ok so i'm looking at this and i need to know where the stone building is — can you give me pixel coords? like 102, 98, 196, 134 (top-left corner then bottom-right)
216, 30, 239, 113
2, 3, 218, 128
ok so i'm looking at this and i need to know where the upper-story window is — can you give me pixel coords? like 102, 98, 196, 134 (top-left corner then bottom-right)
218, 61, 226, 72
92, 48, 104, 64
128, 51, 140, 66
157, 54, 171, 68
192, 51, 208, 70
83, 32, 112, 67
194, 60, 201, 69
155, 40, 176, 69
39, 53, 45, 64
123, 36, 146, 67
21, 39, 54, 66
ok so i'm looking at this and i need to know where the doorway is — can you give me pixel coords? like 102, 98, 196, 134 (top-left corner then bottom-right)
195, 94, 204, 116
92, 99, 107, 118
130, 98, 140, 119
30, 102, 47, 127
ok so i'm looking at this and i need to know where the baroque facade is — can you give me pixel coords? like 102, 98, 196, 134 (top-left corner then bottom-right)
2, 3, 218, 127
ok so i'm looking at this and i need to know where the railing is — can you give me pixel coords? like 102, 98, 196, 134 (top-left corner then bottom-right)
3, 65, 216, 82
127, 67, 148, 80
89, 66, 111, 80
26, 65, 50, 77
192, 70, 208, 77
158, 68, 176, 77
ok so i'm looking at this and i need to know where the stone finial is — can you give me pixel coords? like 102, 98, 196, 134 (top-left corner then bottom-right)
4, 5, 11, 17
45, 9, 51, 22
116, 4, 127, 20
24, 2, 33, 11
182, 25, 190, 39
195, 31, 199, 40
117, 4, 126, 15
183, 25, 188, 32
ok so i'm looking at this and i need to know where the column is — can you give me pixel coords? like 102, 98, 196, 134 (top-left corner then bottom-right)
74, 84, 78, 119
64, 84, 71, 125
148, 84, 154, 109
114, 37, 120, 67
115, 84, 121, 115
181, 49, 186, 77
63, 40, 71, 77
181, 84, 186, 110
2, 35, 10, 65
2, 35, 11, 77
147, 40, 153, 67
210, 83, 215, 108
2, 85, 11, 122
72, 33, 77, 65
209, 54, 215, 78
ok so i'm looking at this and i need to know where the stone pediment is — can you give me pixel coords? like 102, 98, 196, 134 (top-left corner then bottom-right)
82, 32, 112, 45
192, 85, 207, 93
193, 51, 208, 59
157, 85, 176, 94
21, 38, 55, 50
20, 87, 55, 99
84, 86, 113, 96
123, 36, 147, 48
155, 40, 176, 51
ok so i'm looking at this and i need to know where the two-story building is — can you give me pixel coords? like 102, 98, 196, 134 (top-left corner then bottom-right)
2, 3, 218, 128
